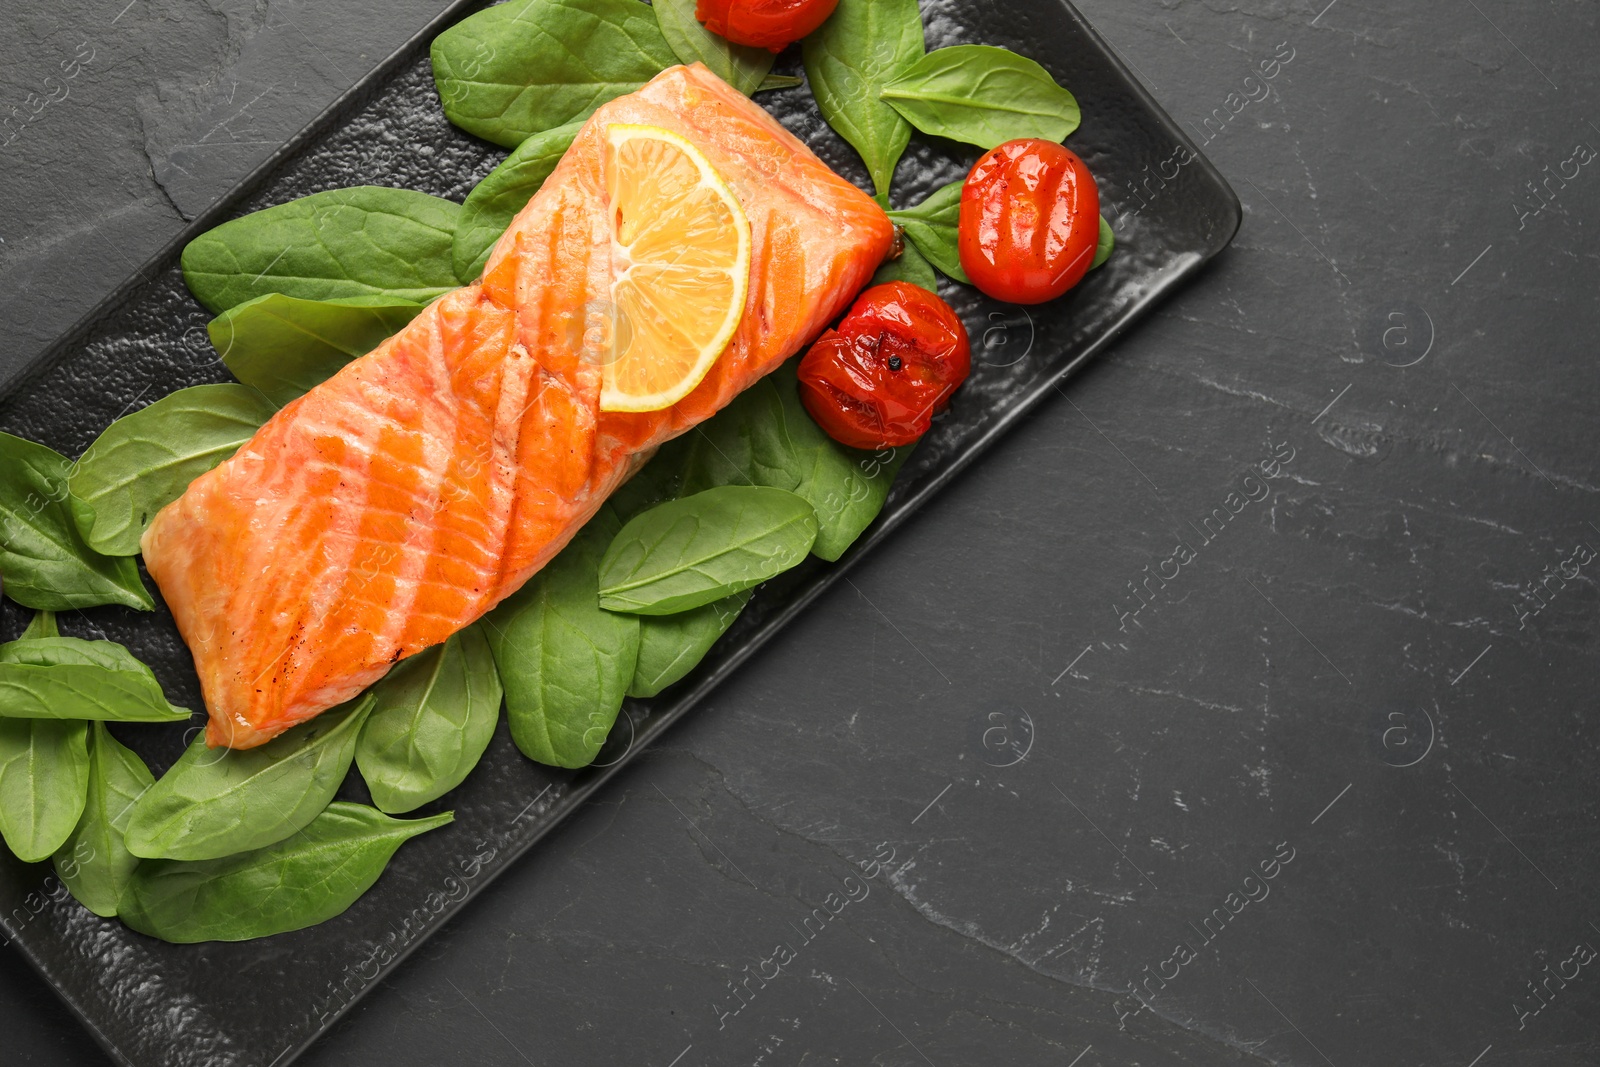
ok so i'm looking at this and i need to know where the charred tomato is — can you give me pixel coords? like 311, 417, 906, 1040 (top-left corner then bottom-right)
695, 0, 839, 51
958, 138, 1100, 305
797, 281, 972, 450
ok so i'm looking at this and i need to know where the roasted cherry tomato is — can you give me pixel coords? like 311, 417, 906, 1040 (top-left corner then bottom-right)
695, 0, 839, 52
958, 138, 1100, 305
797, 281, 971, 450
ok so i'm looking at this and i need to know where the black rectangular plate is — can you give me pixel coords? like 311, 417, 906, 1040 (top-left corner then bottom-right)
0, 2, 1239, 1064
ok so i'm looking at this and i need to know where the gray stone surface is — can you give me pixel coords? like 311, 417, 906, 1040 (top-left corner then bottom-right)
3, 0, 1599, 1065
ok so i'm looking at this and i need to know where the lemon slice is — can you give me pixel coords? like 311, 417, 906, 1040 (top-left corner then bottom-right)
600, 124, 751, 412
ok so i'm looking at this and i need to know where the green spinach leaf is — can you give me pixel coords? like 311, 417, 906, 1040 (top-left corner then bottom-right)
53, 722, 153, 916
608, 447, 689, 523
1092, 214, 1115, 269
124, 696, 371, 861
181, 187, 463, 314
871, 241, 938, 292
118, 802, 452, 943
801, 0, 925, 204
887, 179, 968, 283
0, 717, 88, 863
629, 590, 751, 698
69, 384, 276, 556
0, 432, 152, 611
598, 486, 817, 614
0, 637, 189, 722
453, 122, 582, 282
879, 45, 1080, 149
680, 362, 910, 560
356, 625, 501, 815
485, 507, 639, 768
431, 0, 676, 148
209, 294, 424, 407
1, 635, 160, 673
756, 74, 804, 92
654, 0, 775, 95
19, 611, 58, 641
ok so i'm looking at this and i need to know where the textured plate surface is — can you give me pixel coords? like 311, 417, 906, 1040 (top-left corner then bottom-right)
0, 1, 1238, 1064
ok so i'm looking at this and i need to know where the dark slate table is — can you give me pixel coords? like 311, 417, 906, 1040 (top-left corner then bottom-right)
4, 1, 1597, 1064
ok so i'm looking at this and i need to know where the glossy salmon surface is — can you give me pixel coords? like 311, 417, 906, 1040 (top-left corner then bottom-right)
141, 65, 893, 748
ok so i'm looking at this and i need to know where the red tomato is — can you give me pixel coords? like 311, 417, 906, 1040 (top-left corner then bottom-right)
797, 281, 972, 450
695, 0, 839, 51
958, 138, 1100, 305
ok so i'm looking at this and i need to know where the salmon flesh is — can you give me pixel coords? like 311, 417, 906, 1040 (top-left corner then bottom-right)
142, 64, 894, 748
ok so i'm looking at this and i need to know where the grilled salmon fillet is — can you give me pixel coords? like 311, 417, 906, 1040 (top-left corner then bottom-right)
142, 65, 893, 748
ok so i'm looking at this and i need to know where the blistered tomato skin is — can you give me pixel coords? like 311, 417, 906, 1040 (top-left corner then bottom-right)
695, 0, 840, 52
797, 281, 972, 450
958, 139, 1100, 305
